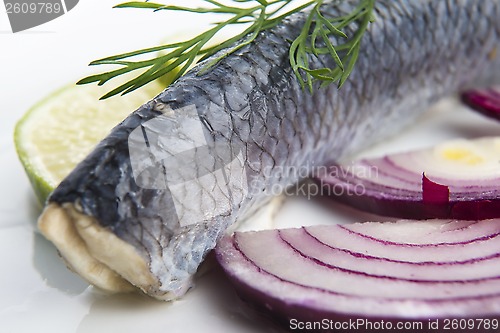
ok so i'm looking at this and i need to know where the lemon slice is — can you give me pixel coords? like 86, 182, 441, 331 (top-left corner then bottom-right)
14, 81, 165, 203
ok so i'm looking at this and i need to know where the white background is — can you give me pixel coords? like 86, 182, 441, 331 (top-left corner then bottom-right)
1, 1, 499, 333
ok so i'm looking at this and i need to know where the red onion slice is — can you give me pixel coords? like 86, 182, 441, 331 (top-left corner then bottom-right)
462, 87, 500, 121
315, 137, 500, 220
422, 174, 449, 204
215, 219, 500, 327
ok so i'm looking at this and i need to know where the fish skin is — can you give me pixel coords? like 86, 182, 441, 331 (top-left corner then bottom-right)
42, 0, 500, 299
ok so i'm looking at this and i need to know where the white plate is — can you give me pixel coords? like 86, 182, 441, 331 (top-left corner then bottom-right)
1, 2, 499, 332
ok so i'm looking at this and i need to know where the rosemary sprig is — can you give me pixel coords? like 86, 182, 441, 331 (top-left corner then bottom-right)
78, 0, 375, 99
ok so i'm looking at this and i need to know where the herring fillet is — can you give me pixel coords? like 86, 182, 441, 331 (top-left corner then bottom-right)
38, 0, 500, 300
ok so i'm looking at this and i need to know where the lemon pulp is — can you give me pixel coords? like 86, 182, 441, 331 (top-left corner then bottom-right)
14, 81, 164, 203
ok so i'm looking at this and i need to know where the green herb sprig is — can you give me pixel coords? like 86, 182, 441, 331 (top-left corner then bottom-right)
290, 0, 374, 91
78, 0, 375, 99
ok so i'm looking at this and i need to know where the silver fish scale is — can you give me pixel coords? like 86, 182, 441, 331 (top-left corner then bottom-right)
49, 0, 500, 298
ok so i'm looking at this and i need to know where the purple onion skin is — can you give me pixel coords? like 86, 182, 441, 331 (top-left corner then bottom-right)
313, 179, 500, 220
219, 264, 499, 333
461, 89, 500, 121
422, 174, 449, 205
